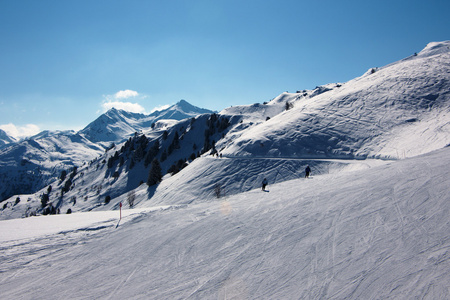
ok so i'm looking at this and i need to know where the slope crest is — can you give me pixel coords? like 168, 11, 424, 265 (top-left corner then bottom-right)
221, 42, 450, 159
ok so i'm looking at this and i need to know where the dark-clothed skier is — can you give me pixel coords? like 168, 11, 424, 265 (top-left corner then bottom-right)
262, 178, 268, 191
305, 166, 311, 178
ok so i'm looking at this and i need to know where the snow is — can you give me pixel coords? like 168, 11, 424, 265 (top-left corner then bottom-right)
0, 129, 17, 147
79, 100, 214, 143
0, 147, 449, 299
0, 41, 449, 299
0, 206, 171, 243
220, 41, 450, 159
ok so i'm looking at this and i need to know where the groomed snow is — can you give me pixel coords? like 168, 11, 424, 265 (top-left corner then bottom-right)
0, 147, 448, 299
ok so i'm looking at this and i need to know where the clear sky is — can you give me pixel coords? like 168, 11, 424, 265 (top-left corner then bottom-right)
1, 0, 449, 138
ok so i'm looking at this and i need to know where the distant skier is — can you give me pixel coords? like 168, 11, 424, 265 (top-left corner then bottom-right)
262, 178, 268, 191
305, 165, 311, 178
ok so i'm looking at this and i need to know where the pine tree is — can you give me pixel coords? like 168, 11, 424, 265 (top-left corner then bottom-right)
41, 193, 49, 208
147, 159, 162, 186
145, 140, 160, 167
60, 170, 67, 181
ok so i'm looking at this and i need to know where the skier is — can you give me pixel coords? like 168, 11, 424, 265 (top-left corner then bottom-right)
305, 165, 311, 178
262, 178, 268, 191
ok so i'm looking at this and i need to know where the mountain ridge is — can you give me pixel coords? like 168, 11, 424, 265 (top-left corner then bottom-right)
0, 100, 214, 202
79, 100, 215, 144
218, 41, 449, 159
0, 41, 449, 218
0, 129, 16, 148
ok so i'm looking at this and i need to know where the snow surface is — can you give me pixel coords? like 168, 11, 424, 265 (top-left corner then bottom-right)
0, 206, 174, 243
220, 41, 450, 159
0, 41, 449, 299
0, 129, 16, 148
0, 147, 449, 299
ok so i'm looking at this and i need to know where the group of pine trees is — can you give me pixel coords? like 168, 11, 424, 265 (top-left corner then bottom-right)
105, 132, 163, 187
104, 114, 231, 188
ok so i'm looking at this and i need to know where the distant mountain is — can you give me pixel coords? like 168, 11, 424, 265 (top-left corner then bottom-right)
79, 100, 214, 143
0, 129, 16, 148
0, 131, 105, 202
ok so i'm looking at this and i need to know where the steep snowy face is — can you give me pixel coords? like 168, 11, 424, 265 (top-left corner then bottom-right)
221, 41, 450, 159
78, 108, 143, 143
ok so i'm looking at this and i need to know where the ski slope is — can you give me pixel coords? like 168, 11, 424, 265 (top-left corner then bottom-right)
1, 147, 449, 299
220, 41, 450, 159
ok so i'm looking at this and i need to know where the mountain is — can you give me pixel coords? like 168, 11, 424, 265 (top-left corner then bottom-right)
0, 100, 214, 202
79, 100, 215, 143
0, 131, 105, 202
0, 40, 449, 299
1, 41, 449, 218
219, 41, 450, 159
0, 129, 16, 148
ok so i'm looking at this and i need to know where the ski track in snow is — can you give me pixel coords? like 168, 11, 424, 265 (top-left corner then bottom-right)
0, 149, 449, 299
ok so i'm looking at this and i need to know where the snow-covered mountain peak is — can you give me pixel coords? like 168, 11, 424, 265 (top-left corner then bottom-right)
0, 100, 214, 202
155, 99, 215, 120
0, 129, 16, 147
79, 100, 214, 143
173, 99, 206, 113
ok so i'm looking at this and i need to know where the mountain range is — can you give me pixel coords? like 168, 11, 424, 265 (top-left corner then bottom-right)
0, 100, 214, 202
0, 41, 449, 299
1, 41, 449, 217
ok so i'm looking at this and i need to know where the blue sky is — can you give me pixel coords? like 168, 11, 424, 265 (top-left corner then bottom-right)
0, 0, 449, 137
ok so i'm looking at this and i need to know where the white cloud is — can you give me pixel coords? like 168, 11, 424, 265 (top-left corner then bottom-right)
114, 89, 139, 100
0, 123, 41, 138
101, 90, 147, 114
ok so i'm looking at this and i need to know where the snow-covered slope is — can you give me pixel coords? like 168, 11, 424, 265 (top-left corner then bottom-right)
0, 40, 449, 299
220, 41, 450, 159
0, 129, 16, 148
0, 131, 104, 202
0, 101, 213, 202
2, 41, 449, 218
79, 100, 214, 143
0, 146, 448, 299
0, 113, 234, 218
